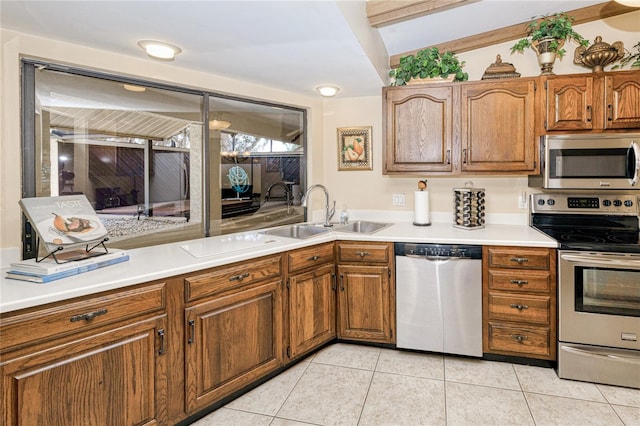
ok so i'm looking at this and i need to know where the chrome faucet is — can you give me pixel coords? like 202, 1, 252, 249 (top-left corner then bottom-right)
301, 184, 335, 227
264, 182, 292, 205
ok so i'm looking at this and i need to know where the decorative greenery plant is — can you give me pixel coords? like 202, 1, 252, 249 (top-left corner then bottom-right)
613, 41, 640, 69
389, 47, 468, 86
510, 12, 589, 58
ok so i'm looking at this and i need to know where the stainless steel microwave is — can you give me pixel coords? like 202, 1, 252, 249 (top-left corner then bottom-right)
529, 134, 640, 190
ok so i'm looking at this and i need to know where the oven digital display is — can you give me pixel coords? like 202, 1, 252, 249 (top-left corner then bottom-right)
568, 197, 599, 208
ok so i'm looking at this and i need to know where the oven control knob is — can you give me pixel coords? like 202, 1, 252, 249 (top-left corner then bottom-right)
537, 199, 545, 206
624, 200, 633, 207
603, 200, 612, 207
614, 200, 622, 207
547, 199, 555, 206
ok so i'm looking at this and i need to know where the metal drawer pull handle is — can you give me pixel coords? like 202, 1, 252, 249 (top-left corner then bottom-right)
188, 320, 195, 344
510, 257, 528, 264
510, 303, 529, 311
157, 329, 165, 355
355, 251, 370, 258
608, 104, 613, 121
229, 272, 250, 281
586, 105, 592, 122
307, 255, 321, 261
511, 334, 528, 342
70, 309, 107, 322
510, 279, 529, 286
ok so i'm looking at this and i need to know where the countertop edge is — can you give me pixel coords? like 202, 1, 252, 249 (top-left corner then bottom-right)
0, 221, 557, 314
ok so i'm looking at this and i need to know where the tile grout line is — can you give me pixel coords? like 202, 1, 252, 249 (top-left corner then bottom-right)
355, 348, 382, 425
513, 363, 538, 426
270, 360, 313, 425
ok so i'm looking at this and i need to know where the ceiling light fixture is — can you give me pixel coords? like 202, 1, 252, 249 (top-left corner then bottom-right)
137, 40, 182, 60
614, 0, 640, 6
123, 84, 146, 92
315, 85, 341, 97
209, 119, 231, 130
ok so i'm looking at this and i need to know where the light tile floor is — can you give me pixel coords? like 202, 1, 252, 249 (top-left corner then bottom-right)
191, 343, 640, 426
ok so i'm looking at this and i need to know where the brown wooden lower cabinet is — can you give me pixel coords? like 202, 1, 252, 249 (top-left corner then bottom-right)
336, 241, 395, 344
1, 315, 167, 426
337, 264, 393, 343
483, 245, 557, 361
286, 243, 337, 360
184, 279, 283, 413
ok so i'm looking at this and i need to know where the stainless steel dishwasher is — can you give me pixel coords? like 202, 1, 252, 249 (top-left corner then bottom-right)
395, 243, 483, 357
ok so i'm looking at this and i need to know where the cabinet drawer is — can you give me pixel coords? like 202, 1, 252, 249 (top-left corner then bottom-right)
185, 254, 282, 302
487, 270, 551, 293
0, 282, 166, 351
288, 242, 334, 273
488, 293, 550, 325
336, 242, 390, 263
487, 323, 551, 358
486, 247, 551, 270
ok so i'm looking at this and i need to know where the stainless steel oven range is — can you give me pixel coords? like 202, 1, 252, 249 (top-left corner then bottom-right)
531, 193, 640, 389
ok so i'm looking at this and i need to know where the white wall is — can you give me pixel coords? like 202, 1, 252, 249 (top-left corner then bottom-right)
1, 11, 639, 250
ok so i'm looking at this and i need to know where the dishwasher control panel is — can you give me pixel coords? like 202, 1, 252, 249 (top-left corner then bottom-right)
395, 243, 482, 259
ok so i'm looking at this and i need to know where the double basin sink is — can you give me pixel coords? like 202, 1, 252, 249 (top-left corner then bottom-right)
262, 220, 391, 239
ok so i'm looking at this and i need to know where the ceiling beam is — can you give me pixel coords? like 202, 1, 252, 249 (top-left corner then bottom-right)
389, 1, 636, 68
367, 0, 471, 27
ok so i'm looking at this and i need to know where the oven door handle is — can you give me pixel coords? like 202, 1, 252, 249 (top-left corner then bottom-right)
562, 345, 640, 365
629, 140, 640, 186
561, 253, 640, 267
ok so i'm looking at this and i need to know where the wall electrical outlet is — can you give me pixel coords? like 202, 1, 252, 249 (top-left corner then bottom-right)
518, 192, 528, 209
392, 193, 406, 206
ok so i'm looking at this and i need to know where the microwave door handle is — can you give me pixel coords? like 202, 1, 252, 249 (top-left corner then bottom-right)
561, 253, 640, 267
629, 140, 640, 186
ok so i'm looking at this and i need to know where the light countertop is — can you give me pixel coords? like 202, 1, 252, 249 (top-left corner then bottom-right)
0, 220, 556, 314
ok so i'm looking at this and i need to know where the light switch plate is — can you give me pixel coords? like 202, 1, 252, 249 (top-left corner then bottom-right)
393, 193, 406, 206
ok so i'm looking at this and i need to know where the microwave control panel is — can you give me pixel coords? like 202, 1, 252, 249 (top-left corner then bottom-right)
531, 194, 639, 215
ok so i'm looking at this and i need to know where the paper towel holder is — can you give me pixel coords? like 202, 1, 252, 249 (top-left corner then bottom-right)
413, 180, 432, 226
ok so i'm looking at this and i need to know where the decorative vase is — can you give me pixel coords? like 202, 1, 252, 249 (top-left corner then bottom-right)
574, 36, 624, 73
532, 37, 564, 75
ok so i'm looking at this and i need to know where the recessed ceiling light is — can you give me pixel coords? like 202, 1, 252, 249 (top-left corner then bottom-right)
316, 85, 341, 97
137, 40, 182, 60
123, 84, 146, 92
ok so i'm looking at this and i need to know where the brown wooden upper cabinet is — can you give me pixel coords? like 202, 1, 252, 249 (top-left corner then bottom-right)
544, 70, 640, 131
383, 77, 538, 175
383, 85, 455, 174
460, 79, 537, 173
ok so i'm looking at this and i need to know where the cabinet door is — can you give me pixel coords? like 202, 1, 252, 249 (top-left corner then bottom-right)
288, 263, 336, 359
383, 86, 455, 173
1, 316, 167, 426
604, 73, 640, 129
184, 280, 283, 413
460, 79, 537, 172
337, 265, 393, 343
545, 75, 594, 131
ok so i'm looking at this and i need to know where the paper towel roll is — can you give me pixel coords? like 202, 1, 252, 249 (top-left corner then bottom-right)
414, 190, 431, 226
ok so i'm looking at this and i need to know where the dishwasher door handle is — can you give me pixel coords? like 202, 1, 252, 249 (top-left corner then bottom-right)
403, 254, 462, 262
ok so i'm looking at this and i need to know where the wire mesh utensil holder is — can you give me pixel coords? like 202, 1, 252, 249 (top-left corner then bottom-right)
453, 181, 485, 230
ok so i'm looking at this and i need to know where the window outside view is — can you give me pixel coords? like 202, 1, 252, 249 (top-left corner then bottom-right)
25, 63, 306, 255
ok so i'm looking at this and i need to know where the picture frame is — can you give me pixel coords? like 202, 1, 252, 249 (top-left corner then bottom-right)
337, 126, 372, 171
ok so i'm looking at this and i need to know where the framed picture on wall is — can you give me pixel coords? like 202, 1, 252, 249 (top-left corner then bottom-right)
337, 126, 372, 171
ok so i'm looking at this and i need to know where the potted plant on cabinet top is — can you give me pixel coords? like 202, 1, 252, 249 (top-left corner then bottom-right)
389, 47, 469, 86
510, 12, 589, 75
613, 41, 640, 70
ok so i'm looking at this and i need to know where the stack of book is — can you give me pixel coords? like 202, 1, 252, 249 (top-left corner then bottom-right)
6, 249, 129, 283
